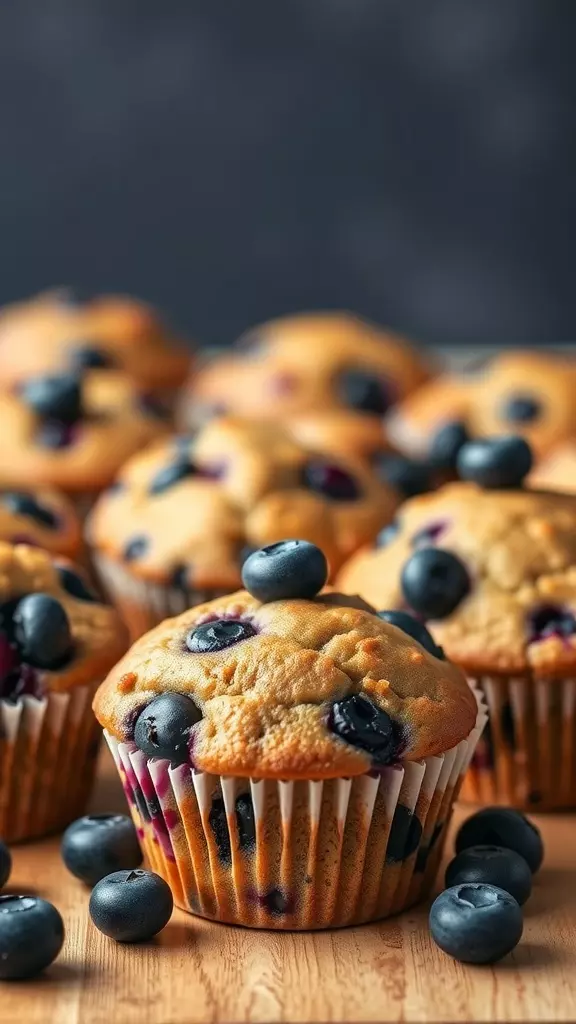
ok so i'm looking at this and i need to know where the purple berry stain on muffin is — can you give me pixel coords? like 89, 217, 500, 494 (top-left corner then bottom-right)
257, 887, 295, 917
527, 604, 576, 645
411, 518, 451, 548
301, 460, 361, 501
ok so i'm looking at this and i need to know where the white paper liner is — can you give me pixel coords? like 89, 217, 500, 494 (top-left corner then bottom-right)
105, 689, 486, 929
462, 673, 576, 810
0, 681, 102, 843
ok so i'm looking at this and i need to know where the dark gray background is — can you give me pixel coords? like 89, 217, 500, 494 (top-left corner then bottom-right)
1, 1, 575, 346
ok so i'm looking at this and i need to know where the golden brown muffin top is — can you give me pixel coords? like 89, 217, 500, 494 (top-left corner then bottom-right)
93, 589, 477, 778
0, 289, 191, 391
529, 442, 576, 495
285, 409, 391, 461
0, 489, 82, 560
338, 481, 576, 678
0, 542, 127, 695
87, 416, 400, 587
0, 371, 169, 493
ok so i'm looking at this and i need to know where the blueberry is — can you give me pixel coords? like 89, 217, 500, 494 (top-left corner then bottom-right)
123, 535, 149, 562
527, 603, 576, 644
455, 807, 544, 873
400, 548, 470, 620
456, 436, 533, 489
429, 884, 523, 964
133, 693, 202, 765
328, 693, 400, 764
69, 344, 115, 371
13, 594, 73, 669
89, 869, 173, 942
61, 814, 143, 886
500, 393, 542, 424
376, 610, 445, 658
235, 793, 256, 854
259, 888, 292, 916
57, 565, 98, 602
35, 420, 77, 449
241, 540, 328, 602
209, 799, 231, 865
428, 421, 469, 470
374, 455, 432, 498
0, 840, 11, 888
149, 459, 197, 496
375, 520, 400, 548
445, 845, 532, 906
2, 492, 58, 529
337, 368, 394, 414
170, 564, 190, 591
186, 619, 256, 654
0, 896, 64, 979
22, 374, 83, 424
386, 805, 423, 862
301, 460, 361, 501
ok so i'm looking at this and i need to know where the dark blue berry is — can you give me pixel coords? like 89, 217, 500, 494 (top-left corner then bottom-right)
457, 436, 533, 489
374, 455, 432, 498
301, 461, 361, 501
57, 565, 98, 602
377, 610, 445, 658
13, 594, 73, 669
500, 393, 542, 424
455, 808, 543, 874
428, 421, 469, 470
329, 694, 400, 764
134, 693, 202, 765
401, 548, 470, 620
445, 845, 532, 906
0, 840, 11, 889
375, 520, 400, 548
236, 794, 256, 854
89, 869, 173, 942
386, 805, 423, 862
35, 420, 77, 449
337, 368, 394, 415
186, 619, 256, 654
260, 888, 292, 916
123, 536, 149, 562
429, 884, 523, 964
209, 799, 231, 865
69, 345, 115, 371
241, 540, 328, 603
149, 459, 197, 496
138, 393, 170, 420
61, 814, 143, 886
2, 492, 58, 528
170, 564, 190, 591
22, 374, 83, 424
527, 604, 576, 644
0, 896, 64, 979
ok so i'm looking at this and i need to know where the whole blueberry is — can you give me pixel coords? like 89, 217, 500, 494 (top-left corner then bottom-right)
445, 845, 532, 906
13, 594, 73, 669
400, 548, 470, 620
500, 393, 542, 424
134, 692, 202, 764
186, 619, 256, 654
301, 460, 361, 501
242, 540, 328, 602
428, 421, 469, 470
329, 693, 400, 764
2, 492, 58, 529
0, 896, 64, 979
429, 883, 523, 964
57, 565, 98, 602
69, 344, 115, 371
455, 807, 543, 873
0, 840, 11, 889
149, 459, 197, 496
61, 814, 143, 886
374, 455, 432, 499
377, 610, 445, 659
456, 436, 533, 489
337, 368, 393, 414
89, 869, 173, 942
22, 374, 83, 424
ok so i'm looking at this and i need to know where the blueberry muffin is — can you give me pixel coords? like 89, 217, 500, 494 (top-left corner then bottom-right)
285, 409, 391, 462
0, 371, 169, 517
95, 539, 482, 929
0, 289, 191, 396
529, 441, 576, 495
0, 542, 127, 842
338, 437, 576, 810
0, 489, 82, 561
87, 416, 400, 639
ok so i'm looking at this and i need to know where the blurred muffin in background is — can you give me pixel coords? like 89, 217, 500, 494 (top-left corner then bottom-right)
529, 441, 576, 494
0, 288, 191, 397
0, 488, 82, 561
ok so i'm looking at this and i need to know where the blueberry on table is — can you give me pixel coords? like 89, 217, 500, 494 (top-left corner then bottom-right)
0, 896, 64, 980
61, 814, 143, 886
21, 373, 83, 424
429, 883, 523, 964
445, 845, 532, 906
456, 436, 533, 489
134, 692, 202, 764
377, 610, 445, 659
89, 869, 173, 942
13, 593, 74, 669
400, 548, 470, 620
428, 421, 469, 471
455, 807, 543, 874
374, 455, 432, 499
0, 840, 11, 889
241, 540, 328, 602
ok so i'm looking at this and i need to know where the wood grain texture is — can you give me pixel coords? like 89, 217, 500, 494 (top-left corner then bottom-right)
3, 746, 576, 1024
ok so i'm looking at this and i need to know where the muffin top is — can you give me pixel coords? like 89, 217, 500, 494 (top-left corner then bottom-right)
529, 442, 576, 495
87, 416, 400, 587
0, 289, 191, 392
0, 371, 169, 492
0, 489, 82, 560
94, 587, 477, 779
184, 311, 431, 425
285, 409, 390, 461
0, 542, 127, 698
338, 474, 576, 678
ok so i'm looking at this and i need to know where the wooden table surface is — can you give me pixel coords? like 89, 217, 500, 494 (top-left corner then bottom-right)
3, 747, 576, 1024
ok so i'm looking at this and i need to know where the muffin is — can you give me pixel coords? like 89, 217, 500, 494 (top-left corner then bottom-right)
0, 489, 82, 561
285, 409, 391, 462
87, 416, 401, 639
181, 311, 432, 433
94, 539, 484, 929
0, 289, 191, 397
0, 542, 127, 842
0, 370, 169, 518
529, 441, 576, 495
338, 436, 576, 810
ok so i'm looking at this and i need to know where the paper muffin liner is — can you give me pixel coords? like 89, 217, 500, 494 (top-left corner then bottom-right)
92, 553, 230, 641
104, 690, 486, 930
0, 681, 102, 843
461, 673, 576, 811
